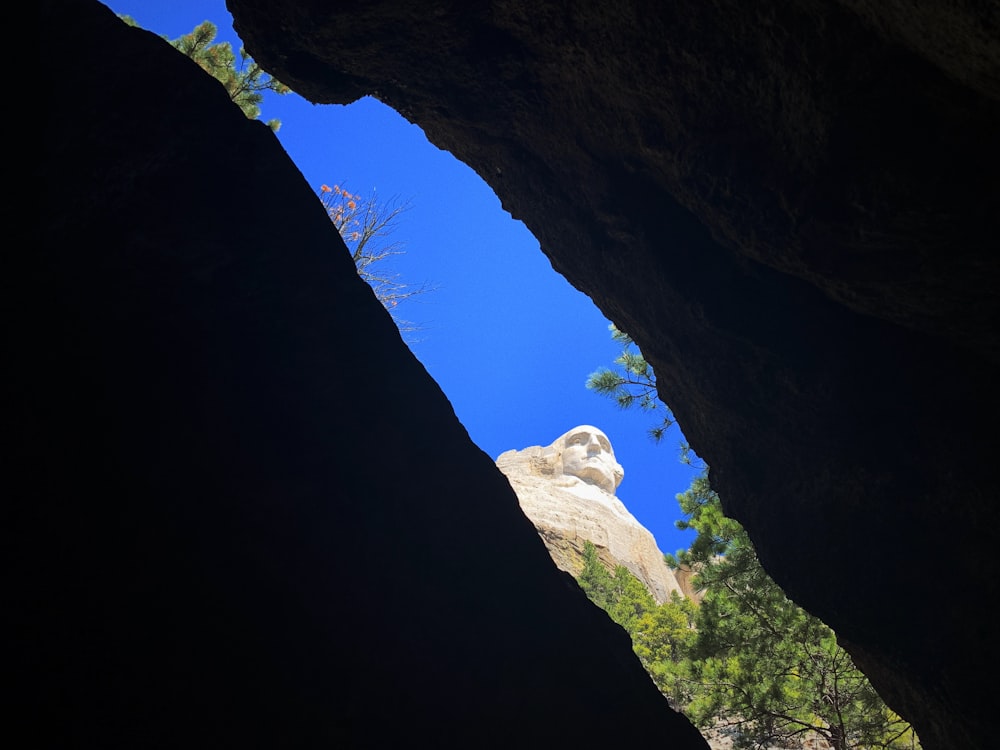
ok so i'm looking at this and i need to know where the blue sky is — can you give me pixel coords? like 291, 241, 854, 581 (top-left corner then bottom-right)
106, 0, 700, 557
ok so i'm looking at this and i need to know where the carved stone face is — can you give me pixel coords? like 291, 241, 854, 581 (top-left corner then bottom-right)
560, 425, 623, 493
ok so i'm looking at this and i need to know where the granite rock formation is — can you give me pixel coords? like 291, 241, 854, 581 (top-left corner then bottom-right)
497, 425, 685, 605
224, 4, 1000, 750
25, 2, 711, 747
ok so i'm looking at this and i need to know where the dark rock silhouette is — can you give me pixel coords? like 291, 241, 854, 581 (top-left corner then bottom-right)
26, 0, 1000, 748
26, 1, 709, 746
226, 3, 1000, 749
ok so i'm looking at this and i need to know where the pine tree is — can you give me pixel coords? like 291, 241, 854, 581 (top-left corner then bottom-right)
576, 542, 700, 708
586, 323, 674, 442
586, 324, 922, 748
119, 15, 290, 131
577, 540, 616, 611
672, 475, 921, 749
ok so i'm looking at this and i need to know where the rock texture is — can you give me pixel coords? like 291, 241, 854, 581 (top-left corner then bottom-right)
225, 3, 1000, 750
497, 428, 685, 605
24, 2, 711, 747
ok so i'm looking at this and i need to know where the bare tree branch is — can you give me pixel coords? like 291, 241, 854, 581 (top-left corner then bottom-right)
319, 183, 437, 337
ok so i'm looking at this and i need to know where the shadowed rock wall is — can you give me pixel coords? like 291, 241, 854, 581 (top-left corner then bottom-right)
225, 2, 1000, 749
23, 1, 710, 746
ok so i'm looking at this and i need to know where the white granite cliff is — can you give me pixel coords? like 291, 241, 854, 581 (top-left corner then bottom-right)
496, 425, 685, 605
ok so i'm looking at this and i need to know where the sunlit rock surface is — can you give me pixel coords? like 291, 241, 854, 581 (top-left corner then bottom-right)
498, 425, 685, 605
